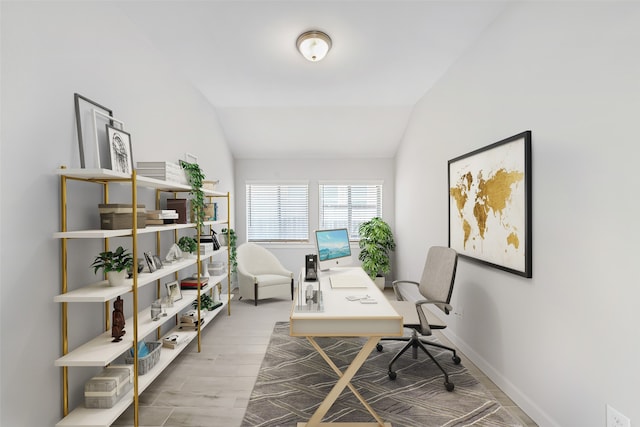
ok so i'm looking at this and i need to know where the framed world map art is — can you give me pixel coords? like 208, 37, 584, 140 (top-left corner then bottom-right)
448, 131, 532, 278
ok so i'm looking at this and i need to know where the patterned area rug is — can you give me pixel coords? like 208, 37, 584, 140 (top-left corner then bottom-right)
242, 322, 523, 427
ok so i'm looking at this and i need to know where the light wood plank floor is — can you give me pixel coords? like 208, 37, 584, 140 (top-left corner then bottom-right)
114, 292, 537, 427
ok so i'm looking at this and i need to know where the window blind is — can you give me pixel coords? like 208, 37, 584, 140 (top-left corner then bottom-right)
319, 183, 382, 239
246, 183, 309, 241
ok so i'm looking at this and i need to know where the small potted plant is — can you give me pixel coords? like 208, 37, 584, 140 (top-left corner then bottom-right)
192, 293, 221, 312
91, 246, 134, 286
177, 236, 198, 257
358, 217, 396, 290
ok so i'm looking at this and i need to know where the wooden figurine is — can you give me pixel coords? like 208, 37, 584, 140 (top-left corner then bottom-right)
112, 296, 126, 342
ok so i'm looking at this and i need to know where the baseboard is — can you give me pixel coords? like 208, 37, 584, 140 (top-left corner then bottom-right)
441, 328, 559, 427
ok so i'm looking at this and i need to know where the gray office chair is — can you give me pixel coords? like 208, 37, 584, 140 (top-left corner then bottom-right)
377, 246, 461, 391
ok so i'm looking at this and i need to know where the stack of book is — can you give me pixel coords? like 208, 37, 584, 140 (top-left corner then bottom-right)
180, 276, 209, 290
178, 310, 205, 330
146, 210, 179, 225
136, 161, 188, 185
162, 333, 188, 349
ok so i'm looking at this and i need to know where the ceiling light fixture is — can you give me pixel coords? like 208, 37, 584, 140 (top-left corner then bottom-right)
296, 30, 332, 62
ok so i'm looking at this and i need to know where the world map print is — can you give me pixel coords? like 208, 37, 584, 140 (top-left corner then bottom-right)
448, 134, 530, 276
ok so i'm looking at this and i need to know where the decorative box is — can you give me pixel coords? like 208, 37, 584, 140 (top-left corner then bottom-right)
98, 204, 146, 214
136, 161, 188, 185
100, 212, 147, 230
166, 199, 188, 224
84, 365, 133, 409
99, 204, 147, 230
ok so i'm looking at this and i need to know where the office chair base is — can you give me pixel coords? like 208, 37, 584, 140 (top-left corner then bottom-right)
378, 333, 459, 392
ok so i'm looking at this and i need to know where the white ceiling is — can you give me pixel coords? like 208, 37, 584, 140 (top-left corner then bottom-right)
118, 1, 508, 159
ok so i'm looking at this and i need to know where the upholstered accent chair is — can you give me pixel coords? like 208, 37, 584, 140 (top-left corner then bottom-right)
236, 243, 294, 306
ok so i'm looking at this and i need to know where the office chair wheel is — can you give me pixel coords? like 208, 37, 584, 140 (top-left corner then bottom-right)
376, 344, 383, 352
388, 370, 397, 380
445, 381, 455, 392
452, 355, 461, 364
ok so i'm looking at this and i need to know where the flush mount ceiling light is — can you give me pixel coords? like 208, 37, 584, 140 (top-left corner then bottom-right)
296, 30, 332, 62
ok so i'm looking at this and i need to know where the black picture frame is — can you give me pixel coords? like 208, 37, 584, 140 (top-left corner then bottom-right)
106, 124, 133, 174
144, 252, 157, 273
152, 255, 163, 270
74, 93, 114, 169
448, 131, 532, 278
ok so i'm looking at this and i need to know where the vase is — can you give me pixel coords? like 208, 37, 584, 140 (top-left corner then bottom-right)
108, 270, 128, 286
374, 276, 385, 291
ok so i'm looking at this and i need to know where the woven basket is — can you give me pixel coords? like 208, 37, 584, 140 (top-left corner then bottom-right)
124, 341, 161, 375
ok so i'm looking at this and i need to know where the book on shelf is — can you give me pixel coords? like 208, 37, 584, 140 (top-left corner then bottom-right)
180, 276, 209, 290
146, 219, 176, 225
147, 210, 179, 219
162, 333, 188, 349
179, 318, 205, 330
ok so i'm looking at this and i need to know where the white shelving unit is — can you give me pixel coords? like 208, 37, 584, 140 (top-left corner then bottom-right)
54, 167, 232, 427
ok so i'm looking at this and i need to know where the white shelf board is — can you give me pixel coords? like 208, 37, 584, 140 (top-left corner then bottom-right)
56, 168, 227, 196
55, 283, 214, 366
55, 296, 231, 427
53, 223, 194, 239
54, 258, 197, 303
53, 222, 229, 240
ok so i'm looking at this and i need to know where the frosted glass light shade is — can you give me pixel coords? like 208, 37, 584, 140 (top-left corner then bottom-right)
296, 31, 332, 62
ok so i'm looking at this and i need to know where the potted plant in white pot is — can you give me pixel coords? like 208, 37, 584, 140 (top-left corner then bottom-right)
177, 236, 198, 258
358, 217, 396, 290
91, 246, 134, 286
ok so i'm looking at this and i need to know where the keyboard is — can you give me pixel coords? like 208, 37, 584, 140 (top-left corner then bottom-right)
329, 273, 367, 288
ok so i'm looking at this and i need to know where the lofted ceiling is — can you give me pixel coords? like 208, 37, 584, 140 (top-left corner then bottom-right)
118, 1, 508, 159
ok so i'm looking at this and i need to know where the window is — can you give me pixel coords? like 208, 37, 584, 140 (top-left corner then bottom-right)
246, 183, 309, 241
319, 183, 382, 239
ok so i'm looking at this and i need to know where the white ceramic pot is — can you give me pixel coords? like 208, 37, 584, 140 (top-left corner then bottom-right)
374, 276, 385, 290
108, 270, 128, 286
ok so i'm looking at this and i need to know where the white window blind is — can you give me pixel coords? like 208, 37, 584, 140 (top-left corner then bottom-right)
246, 183, 309, 241
319, 183, 382, 239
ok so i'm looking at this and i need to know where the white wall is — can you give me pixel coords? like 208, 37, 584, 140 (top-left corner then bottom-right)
395, 2, 640, 426
0, 2, 233, 426
234, 158, 395, 280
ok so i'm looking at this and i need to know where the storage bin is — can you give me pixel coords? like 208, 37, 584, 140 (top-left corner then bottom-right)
124, 341, 161, 375
84, 365, 133, 409
100, 212, 147, 229
208, 261, 225, 276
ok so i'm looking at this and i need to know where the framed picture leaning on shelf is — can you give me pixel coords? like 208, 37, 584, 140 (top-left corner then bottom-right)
106, 124, 133, 174
165, 280, 182, 302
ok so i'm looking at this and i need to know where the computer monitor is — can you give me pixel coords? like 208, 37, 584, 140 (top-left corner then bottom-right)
314, 228, 353, 271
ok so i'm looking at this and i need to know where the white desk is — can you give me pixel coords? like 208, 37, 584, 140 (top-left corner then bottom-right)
290, 267, 403, 427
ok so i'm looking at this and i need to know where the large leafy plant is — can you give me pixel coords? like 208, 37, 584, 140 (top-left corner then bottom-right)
358, 217, 396, 280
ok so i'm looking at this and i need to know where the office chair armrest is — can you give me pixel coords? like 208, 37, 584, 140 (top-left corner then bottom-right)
391, 280, 420, 300
415, 299, 453, 314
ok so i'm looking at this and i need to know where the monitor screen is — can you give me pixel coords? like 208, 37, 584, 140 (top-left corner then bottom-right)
314, 228, 353, 271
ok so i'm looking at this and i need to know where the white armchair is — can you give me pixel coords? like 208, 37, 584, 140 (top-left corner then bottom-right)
236, 243, 294, 306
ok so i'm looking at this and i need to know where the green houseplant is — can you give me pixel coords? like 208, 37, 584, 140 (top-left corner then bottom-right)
180, 160, 206, 231
222, 228, 237, 275
192, 293, 221, 312
358, 217, 396, 289
91, 246, 134, 286
177, 236, 198, 255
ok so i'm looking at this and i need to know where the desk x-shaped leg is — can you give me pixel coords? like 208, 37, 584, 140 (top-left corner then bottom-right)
297, 336, 392, 427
